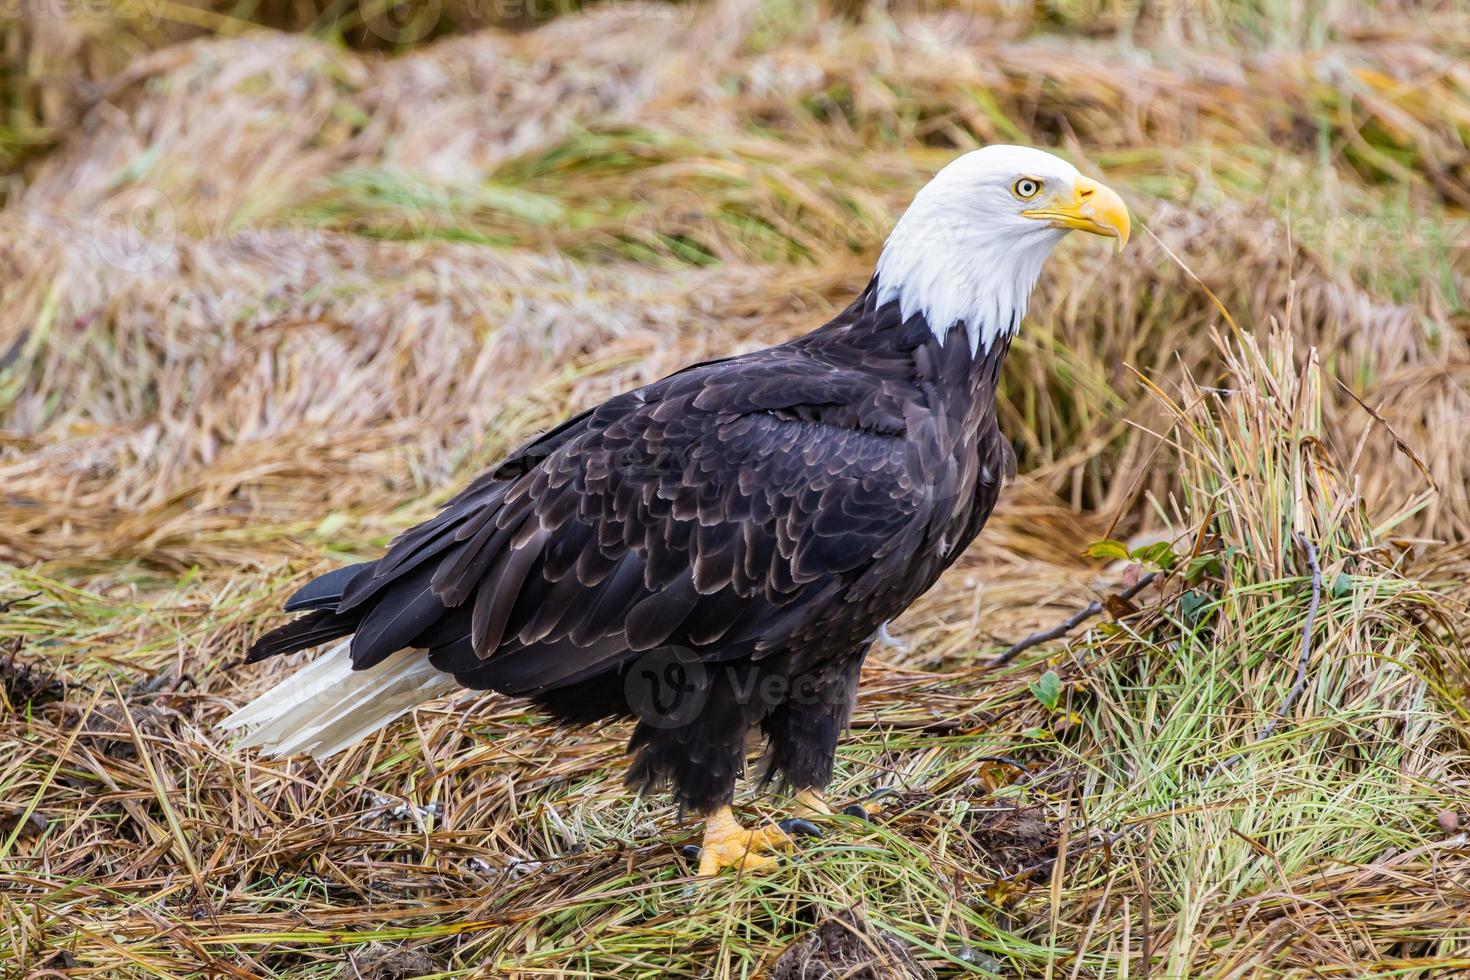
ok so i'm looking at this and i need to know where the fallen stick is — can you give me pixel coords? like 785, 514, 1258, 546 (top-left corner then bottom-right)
1260, 533, 1324, 736
991, 571, 1159, 667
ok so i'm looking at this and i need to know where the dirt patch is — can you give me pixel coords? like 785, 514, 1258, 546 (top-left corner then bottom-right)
0, 643, 67, 709
1, 803, 48, 839
766, 909, 934, 980
965, 802, 1058, 879
349, 943, 437, 979
73, 701, 177, 760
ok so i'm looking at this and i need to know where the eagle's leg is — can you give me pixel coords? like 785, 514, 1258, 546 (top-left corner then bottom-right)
626, 672, 802, 876
695, 807, 797, 876
761, 648, 872, 821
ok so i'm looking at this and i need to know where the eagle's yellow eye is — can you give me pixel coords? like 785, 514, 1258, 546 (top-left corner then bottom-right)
1013, 177, 1043, 200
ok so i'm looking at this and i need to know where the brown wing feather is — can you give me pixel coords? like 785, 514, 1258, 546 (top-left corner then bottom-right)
252, 342, 938, 695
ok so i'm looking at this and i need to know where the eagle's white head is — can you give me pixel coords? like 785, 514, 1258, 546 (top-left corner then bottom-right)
875, 145, 1129, 356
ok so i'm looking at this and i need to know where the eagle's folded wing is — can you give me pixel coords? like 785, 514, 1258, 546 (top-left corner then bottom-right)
250, 355, 934, 699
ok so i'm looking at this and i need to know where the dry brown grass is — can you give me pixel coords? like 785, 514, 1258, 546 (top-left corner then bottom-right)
2, 0, 1469, 976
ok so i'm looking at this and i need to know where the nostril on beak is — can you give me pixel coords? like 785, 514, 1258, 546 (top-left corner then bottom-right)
1078, 186, 1094, 200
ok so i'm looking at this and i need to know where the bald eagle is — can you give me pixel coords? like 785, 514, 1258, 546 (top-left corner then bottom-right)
221, 145, 1129, 874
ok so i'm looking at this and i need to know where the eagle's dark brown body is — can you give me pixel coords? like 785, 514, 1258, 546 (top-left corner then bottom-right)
248, 276, 1013, 813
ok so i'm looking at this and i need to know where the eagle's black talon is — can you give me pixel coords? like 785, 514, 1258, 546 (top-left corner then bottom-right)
679, 844, 702, 862
842, 788, 895, 820
778, 817, 824, 839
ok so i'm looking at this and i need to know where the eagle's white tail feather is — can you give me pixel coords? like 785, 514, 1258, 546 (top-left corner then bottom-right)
217, 641, 355, 733
219, 643, 456, 760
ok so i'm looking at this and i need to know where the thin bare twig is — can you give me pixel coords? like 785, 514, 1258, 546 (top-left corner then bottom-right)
0, 591, 40, 614
1335, 378, 1440, 492
1215, 533, 1323, 773
1265, 533, 1324, 732
991, 571, 1160, 668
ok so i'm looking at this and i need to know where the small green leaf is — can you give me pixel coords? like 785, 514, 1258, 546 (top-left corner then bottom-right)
1331, 572, 1352, 597
1030, 669, 1062, 711
1083, 539, 1131, 562
1184, 553, 1222, 581
1178, 589, 1212, 623
1130, 541, 1178, 570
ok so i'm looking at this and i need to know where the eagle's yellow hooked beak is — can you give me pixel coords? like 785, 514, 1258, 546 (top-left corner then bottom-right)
1023, 176, 1130, 250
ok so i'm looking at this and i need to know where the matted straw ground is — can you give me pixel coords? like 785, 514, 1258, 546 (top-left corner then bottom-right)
2, 1, 1470, 976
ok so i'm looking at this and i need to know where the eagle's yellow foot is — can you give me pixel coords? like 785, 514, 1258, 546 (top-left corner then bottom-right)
694, 807, 795, 876
794, 787, 890, 821
793, 789, 832, 818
